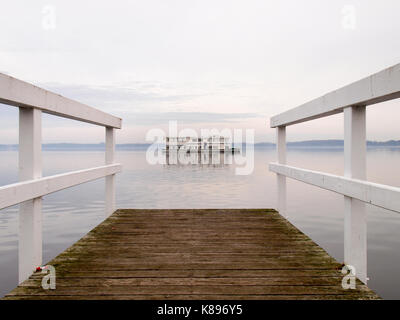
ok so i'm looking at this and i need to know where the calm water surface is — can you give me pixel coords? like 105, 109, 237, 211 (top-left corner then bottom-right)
1, 148, 400, 299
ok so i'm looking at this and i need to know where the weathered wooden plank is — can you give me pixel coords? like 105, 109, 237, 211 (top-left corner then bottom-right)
28, 269, 344, 278
21, 276, 349, 287
3, 209, 380, 300
7, 285, 376, 296
2, 294, 376, 300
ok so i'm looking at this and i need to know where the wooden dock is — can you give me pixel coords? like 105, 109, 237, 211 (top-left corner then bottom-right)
3, 209, 379, 300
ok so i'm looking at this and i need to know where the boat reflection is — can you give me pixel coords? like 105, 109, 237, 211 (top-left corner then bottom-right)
165, 150, 235, 166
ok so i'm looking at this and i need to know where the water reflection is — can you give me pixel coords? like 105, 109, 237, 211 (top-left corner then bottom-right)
165, 150, 235, 166
1, 149, 400, 299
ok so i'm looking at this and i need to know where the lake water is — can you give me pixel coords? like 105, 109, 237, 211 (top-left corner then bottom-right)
1, 148, 400, 299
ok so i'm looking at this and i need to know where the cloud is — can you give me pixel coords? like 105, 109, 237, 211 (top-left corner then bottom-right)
36, 82, 267, 127
122, 111, 264, 125
2, 81, 264, 133
40, 82, 205, 110
2, 0, 400, 144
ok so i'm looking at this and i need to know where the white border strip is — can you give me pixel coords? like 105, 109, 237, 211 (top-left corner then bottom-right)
271, 63, 400, 127
0, 73, 121, 128
269, 162, 400, 213
0, 164, 122, 210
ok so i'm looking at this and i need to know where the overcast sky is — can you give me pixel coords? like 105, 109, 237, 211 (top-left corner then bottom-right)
0, 0, 399, 143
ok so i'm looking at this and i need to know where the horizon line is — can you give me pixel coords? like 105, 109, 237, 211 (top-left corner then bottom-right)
1, 139, 400, 146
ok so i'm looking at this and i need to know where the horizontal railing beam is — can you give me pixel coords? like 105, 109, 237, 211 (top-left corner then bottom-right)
270, 63, 400, 127
0, 73, 121, 128
0, 164, 122, 211
269, 163, 400, 213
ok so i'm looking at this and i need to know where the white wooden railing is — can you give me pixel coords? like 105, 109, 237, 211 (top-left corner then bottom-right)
270, 63, 400, 285
0, 73, 122, 283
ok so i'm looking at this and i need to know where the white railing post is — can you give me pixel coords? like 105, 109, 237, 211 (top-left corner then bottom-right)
105, 127, 116, 216
18, 107, 42, 283
344, 105, 367, 284
276, 126, 287, 217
